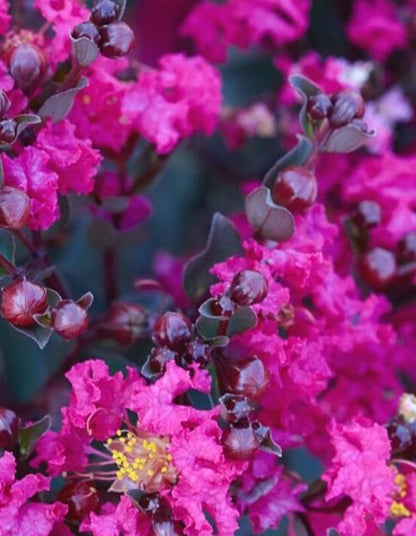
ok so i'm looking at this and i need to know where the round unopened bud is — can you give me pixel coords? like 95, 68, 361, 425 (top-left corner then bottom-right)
360, 247, 396, 289
0, 119, 17, 144
0, 407, 19, 449
222, 356, 269, 400
58, 481, 99, 522
141, 346, 176, 380
387, 418, 413, 455
0, 90, 10, 118
91, 0, 121, 26
220, 394, 253, 425
152, 312, 192, 351
184, 340, 211, 367
230, 270, 268, 306
99, 22, 135, 58
222, 423, 260, 459
328, 91, 365, 128
51, 300, 88, 339
397, 232, 416, 265
1, 279, 48, 327
272, 166, 317, 212
352, 200, 381, 230
103, 301, 146, 345
72, 21, 101, 43
9, 43, 46, 90
307, 93, 332, 120
0, 186, 30, 229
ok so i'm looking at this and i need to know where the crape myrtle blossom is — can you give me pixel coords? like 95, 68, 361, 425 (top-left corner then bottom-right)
33, 359, 247, 536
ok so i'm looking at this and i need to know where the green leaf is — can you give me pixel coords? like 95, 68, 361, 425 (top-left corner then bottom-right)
0, 114, 41, 148
195, 316, 229, 347
289, 75, 322, 99
198, 299, 227, 320
255, 424, 282, 456
0, 230, 15, 277
227, 306, 257, 336
19, 415, 51, 457
322, 124, 375, 153
38, 77, 89, 123
71, 36, 99, 67
245, 186, 295, 242
11, 323, 53, 350
183, 213, 243, 301
263, 135, 313, 189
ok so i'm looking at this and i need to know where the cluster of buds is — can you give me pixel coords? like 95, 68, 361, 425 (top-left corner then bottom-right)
307, 90, 366, 130
0, 278, 93, 340
346, 201, 416, 291
142, 311, 211, 381
72, 0, 135, 59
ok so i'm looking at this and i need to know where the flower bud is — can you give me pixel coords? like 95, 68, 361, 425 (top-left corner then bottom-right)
51, 300, 88, 339
1, 279, 48, 327
230, 270, 268, 307
328, 91, 365, 128
222, 356, 269, 400
0, 119, 17, 144
102, 301, 147, 345
99, 22, 135, 58
307, 94, 332, 120
352, 200, 381, 230
0, 407, 19, 449
0, 186, 30, 229
58, 481, 99, 521
9, 43, 46, 90
219, 394, 253, 425
397, 232, 416, 264
91, 0, 121, 26
0, 90, 10, 118
272, 166, 317, 212
360, 247, 397, 289
72, 21, 101, 43
141, 346, 176, 381
387, 418, 413, 455
152, 312, 192, 351
222, 423, 260, 459
184, 340, 211, 367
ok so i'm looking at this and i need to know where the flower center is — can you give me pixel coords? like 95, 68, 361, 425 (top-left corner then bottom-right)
105, 429, 177, 493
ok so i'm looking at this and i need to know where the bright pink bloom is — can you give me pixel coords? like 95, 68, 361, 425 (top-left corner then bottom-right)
122, 53, 221, 154
346, 0, 406, 61
0, 0, 10, 35
323, 419, 395, 536
0, 451, 67, 536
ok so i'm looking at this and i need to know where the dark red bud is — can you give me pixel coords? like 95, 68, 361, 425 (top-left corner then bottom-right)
1, 279, 48, 327
387, 418, 413, 456
307, 93, 333, 120
141, 346, 176, 380
0, 186, 30, 229
91, 0, 121, 26
397, 232, 416, 265
223, 356, 269, 400
230, 270, 268, 306
0, 119, 17, 144
72, 21, 101, 43
9, 43, 46, 90
360, 247, 397, 289
272, 166, 317, 212
184, 340, 211, 367
0, 407, 19, 449
328, 91, 365, 128
152, 312, 192, 351
58, 481, 99, 521
51, 300, 88, 339
0, 90, 10, 118
99, 22, 135, 58
103, 301, 147, 345
219, 394, 253, 425
210, 295, 235, 317
352, 200, 381, 230
222, 423, 260, 459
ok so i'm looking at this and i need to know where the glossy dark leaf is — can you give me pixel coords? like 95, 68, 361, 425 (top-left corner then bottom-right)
71, 36, 99, 67
255, 425, 283, 456
183, 213, 243, 301
114, 0, 127, 19
263, 135, 313, 189
323, 124, 374, 153
227, 306, 257, 336
15, 114, 41, 138
0, 230, 15, 277
198, 299, 227, 320
39, 77, 88, 123
245, 186, 295, 242
289, 74, 322, 99
19, 415, 51, 457
195, 316, 229, 347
